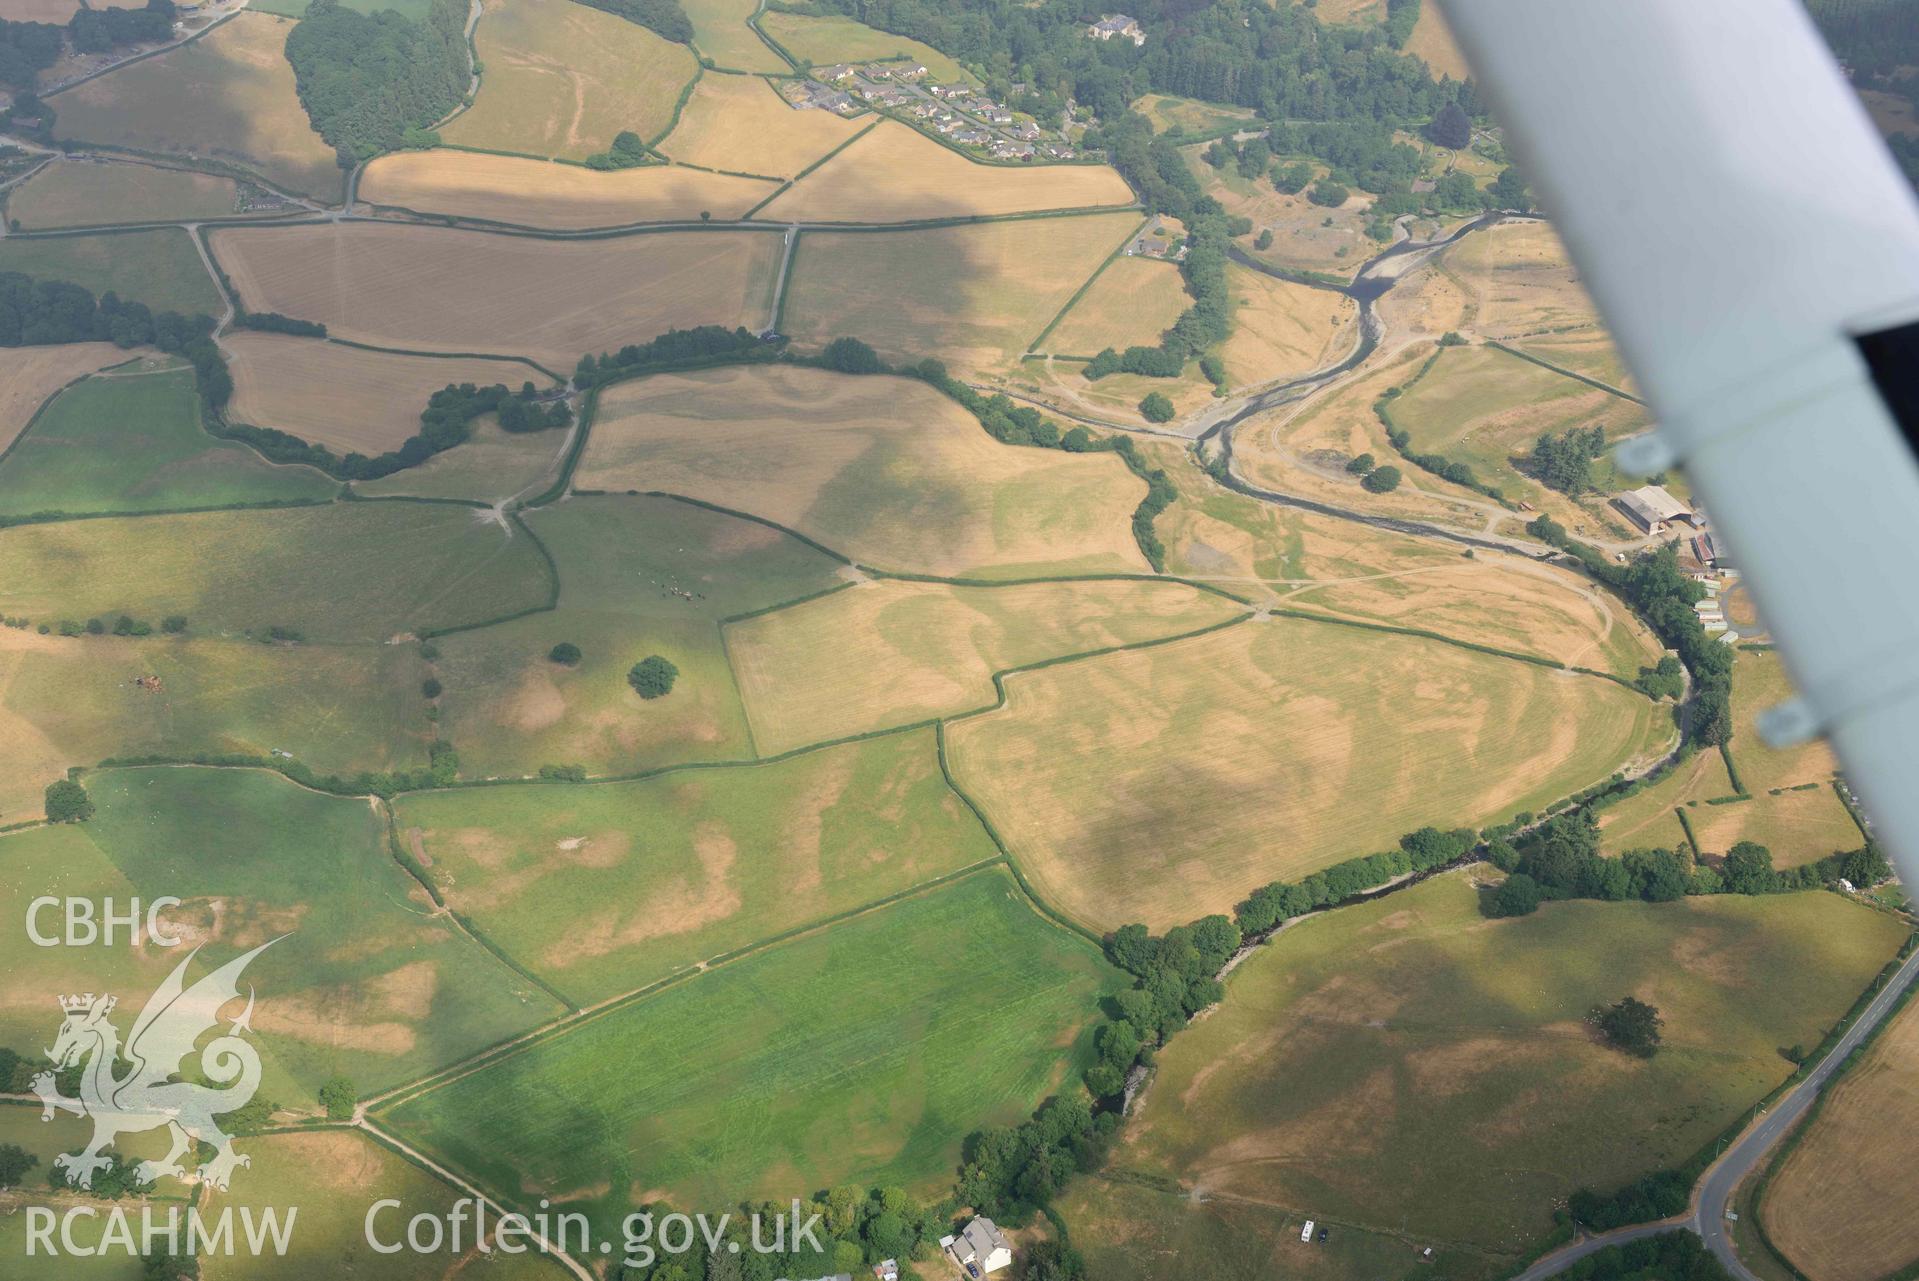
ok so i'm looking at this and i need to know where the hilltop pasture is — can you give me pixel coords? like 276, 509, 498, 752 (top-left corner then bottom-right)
577, 364, 1149, 577
782, 213, 1139, 369
0, 768, 566, 1100
946, 615, 1671, 931
224, 334, 546, 455
378, 869, 1120, 1224
657, 71, 864, 178
726, 576, 1246, 753
0, 501, 555, 642
48, 11, 342, 199
432, 494, 842, 778
440, 0, 697, 161
756, 120, 1137, 223
0, 366, 336, 517
393, 727, 996, 1002
1100, 873, 1906, 1258
210, 222, 783, 369
358, 150, 777, 228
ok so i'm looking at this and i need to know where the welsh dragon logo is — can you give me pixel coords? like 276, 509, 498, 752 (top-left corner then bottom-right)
32, 940, 278, 1192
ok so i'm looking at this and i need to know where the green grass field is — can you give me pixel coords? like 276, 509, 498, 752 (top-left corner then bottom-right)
0, 367, 336, 517
393, 726, 997, 1004
0, 229, 223, 316
1134, 92, 1257, 137
1103, 871, 1909, 1260
757, 12, 972, 82
0, 501, 555, 643
379, 868, 1120, 1225
357, 417, 569, 505
0, 627, 430, 822
6, 160, 252, 230
947, 614, 1673, 932
682, 0, 788, 71
0, 768, 566, 1103
0, 1104, 173, 1280
201, 1129, 574, 1280
432, 494, 841, 779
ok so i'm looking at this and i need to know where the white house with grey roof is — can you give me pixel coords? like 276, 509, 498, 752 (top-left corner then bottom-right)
1086, 13, 1145, 44
941, 1217, 1013, 1276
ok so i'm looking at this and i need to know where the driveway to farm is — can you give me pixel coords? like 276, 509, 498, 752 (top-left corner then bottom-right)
1511, 943, 1919, 1281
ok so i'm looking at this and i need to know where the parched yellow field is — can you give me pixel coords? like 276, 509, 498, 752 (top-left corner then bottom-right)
1406, 2, 1472, 79
682, 0, 789, 71
224, 332, 545, 454
946, 615, 1671, 931
1764, 995, 1919, 1281
1133, 93, 1257, 137
758, 120, 1136, 223
783, 213, 1138, 369
358, 150, 777, 227
210, 222, 782, 368
727, 578, 1246, 753
441, 0, 697, 160
1217, 263, 1358, 387
656, 72, 863, 178
758, 11, 972, 83
49, 12, 341, 200
1509, 328, 1638, 393
5, 159, 252, 229
1442, 219, 1604, 337
577, 364, 1150, 577
1041, 253, 1189, 355
0, 343, 134, 452
0, 0, 81, 20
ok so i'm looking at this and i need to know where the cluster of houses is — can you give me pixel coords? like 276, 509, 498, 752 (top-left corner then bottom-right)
782, 62, 1081, 161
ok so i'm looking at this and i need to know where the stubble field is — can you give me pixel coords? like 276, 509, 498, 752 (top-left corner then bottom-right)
358, 150, 778, 227
655, 71, 864, 177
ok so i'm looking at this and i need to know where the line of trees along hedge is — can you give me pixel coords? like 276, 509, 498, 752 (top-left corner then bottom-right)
574, 324, 770, 388
233, 311, 327, 338
285, 0, 469, 165
572, 0, 692, 43
0, 273, 216, 350
220, 380, 569, 481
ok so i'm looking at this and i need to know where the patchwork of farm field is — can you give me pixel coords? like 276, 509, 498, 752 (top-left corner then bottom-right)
757, 120, 1137, 222
1762, 992, 1919, 1281
782, 212, 1139, 368
681, 0, 788, 71
0, 226, 222, 316
209, 222, 782, 368
726, 576, 1247, 753
0, 501, 554, 642
0, 342, 134, 451
757, 11, 971, 82
223, 333, 547, 455
358, 150, 778, 228
577, 364, 1149, 577
655, 70, 862, 176
946, 614, 1672, 932
1386, 341, 1649, 535
5, 159, 260, 229
440, 0, 697, 160
432, 493, 842, 778
0, 624, 429, 820
47, 11, 342, 200
0, 768, 565, 1100
394, 726, 996, 1003
378, 869, 1121, 1225
1102, 872, 1908, 1259
0, 364, 336, 517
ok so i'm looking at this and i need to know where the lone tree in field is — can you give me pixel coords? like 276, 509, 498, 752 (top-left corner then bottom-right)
0, 1143, 37, 1190
548, 641, 582, 667
45, 779, 93, 824
1139, 392, 1175, 423
1361, 464, 1402, 493
627, 655, 678, 699
1430, 101, 1472, 149
1595, 996, 1663, 1058
318, 1076, 357, 1121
